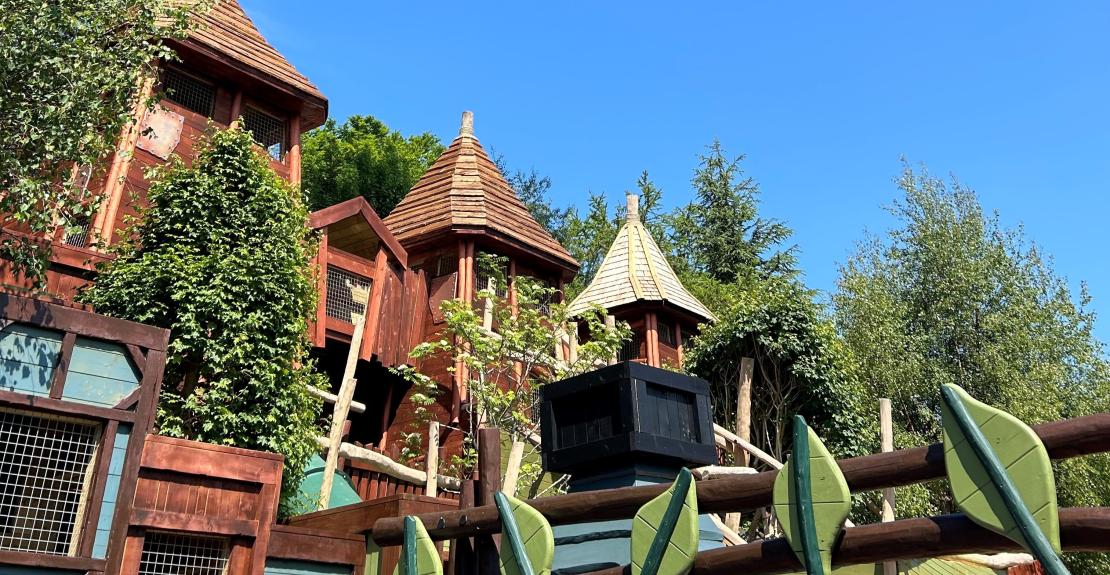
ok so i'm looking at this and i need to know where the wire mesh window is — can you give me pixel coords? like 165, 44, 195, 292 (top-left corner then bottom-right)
0, 409, 100, 555
618, 330, 645, 362
162, 68, 216, 117
325, 266, 373, 323
242, 105, 287, 160
657, 318, 676, 347
138, 531, 229, 575
433, 254, 457, 278
474, 255, 508, 298
63, 215, 91, 248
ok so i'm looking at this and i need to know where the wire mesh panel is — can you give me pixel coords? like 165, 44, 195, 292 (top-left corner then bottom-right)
325, 266, 372, 323
0, 408, 100, 555
63, 215, 91, 248
162, 68, 216, 117
242, 106, 287, 160
618, 331, 645, 362
138, 532, 229, 575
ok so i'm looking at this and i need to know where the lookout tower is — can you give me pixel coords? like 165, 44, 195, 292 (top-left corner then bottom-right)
567, 193, 715, 369
382, 111, 578, 433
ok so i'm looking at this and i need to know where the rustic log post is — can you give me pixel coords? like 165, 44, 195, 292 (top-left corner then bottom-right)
606, 315, 618, 364
448, 479, 478, 575
502, 439, 526, 497
476, 428, 502, 575
734, 357, 755, 467
319, 284, 371, 509
568, 321, 579, 364
880, 398, 896, 575
426, 421, 440, 498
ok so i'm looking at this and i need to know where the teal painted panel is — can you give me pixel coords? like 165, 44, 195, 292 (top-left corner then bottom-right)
265, 558, 353, 575
289, 454, 362, 516
0, 324, 62, 397
93, 423, 131, 559
62, 337, 140, 408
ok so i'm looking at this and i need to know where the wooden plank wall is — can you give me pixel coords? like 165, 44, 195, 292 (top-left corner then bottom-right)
120, 435, 283, 575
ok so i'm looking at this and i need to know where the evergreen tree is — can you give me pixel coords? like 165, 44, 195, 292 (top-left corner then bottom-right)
80, 128, 325, 514
671, 140, 795, 283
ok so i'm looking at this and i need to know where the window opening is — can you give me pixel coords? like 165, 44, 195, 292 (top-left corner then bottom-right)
138, 531, 230, 575
162, 68, 216, 117
325, 266, 372, 322
242, 106, 286, 160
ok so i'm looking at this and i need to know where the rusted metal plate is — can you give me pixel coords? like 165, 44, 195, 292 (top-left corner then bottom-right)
135, 105, 184, 160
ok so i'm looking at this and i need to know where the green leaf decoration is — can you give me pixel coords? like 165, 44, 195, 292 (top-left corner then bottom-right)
773, 416, 851, 575
941, 384, 1069, 575
394, 516, 442, 575
495, 491, 555, 575
631, 467, 699, 575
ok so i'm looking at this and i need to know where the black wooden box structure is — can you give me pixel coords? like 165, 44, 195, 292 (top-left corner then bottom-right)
540, 361, 716, 478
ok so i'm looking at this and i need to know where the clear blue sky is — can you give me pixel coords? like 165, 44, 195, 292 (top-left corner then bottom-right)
244, 1, 1110, 341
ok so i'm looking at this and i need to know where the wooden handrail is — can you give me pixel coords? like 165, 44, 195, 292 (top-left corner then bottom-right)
581, 507, 1110, 575
369, 412, 1110, 545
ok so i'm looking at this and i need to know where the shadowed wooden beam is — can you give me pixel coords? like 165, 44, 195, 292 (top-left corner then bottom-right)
369, 413, 1110, 545
580, 507, 1110, 575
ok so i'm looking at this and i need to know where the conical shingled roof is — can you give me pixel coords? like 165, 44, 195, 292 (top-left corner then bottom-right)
170, 0, 327, 126
567, 194, 716, 323
383, 112, 577, 270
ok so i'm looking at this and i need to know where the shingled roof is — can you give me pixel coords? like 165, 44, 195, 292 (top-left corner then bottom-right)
567, 194, 716, 323
172, 0, 327, 127
383, 112, 577, 271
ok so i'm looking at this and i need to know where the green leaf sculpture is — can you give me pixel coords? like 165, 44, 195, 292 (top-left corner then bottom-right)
394, 516, 442, 575
773, 415, 851, 575
941, 384, 1069, 575
631, 467, 699, 575
495, 491, 555, 575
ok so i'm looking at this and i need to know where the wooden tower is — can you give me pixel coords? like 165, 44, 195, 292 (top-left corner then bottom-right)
0, 0, 327, 302
567, 193, 715, 369
382, 111, 579, 436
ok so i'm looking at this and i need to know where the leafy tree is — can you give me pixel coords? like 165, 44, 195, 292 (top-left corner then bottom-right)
833, 164, 1110, 572
0, 0, 198, 281
79, 128, 325, 514
398, 253, 630, 476
671, 140, 795, 283
301, 115, 444, 215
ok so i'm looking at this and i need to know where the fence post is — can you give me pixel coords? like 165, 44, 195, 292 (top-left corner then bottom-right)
425, 421, 439, 498
880, 398, 897, 575
476, 428, 502, 575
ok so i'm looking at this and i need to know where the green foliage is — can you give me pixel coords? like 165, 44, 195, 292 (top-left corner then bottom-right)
686, 276, 868, 462
0, 0, 200, 282
301, 115, 444, 215
493, 152, 572, 242
670, 140, 796, 283
79, 128, 325, 515
833, 163, 1110, 572
399, 253, 630, 475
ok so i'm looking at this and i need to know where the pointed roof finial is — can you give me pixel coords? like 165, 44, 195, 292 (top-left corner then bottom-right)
626, 192, 640, 223
459, 111, 475, 138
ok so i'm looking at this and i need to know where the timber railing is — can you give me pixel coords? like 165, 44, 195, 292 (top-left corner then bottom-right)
357, 411, 1110, 574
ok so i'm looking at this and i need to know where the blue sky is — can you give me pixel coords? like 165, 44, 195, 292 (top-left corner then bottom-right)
244, 1, 1110, 341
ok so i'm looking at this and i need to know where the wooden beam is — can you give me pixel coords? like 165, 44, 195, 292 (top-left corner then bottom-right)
0, 550, 106, 572
502, 439, 526, 497
288, 113, 302, 186
48, 332, 76, 399
589, 508, 1110, 575
733, 357, 755, 468
0, 389, 136, 422
369, 412, 1110, 545
361, 248, 390, 360
93, 74, 154, 244
714, 424, 782, 470
306, 385, 366, 414
476, 427, 501, 575
130, 509, 258, 537
319, 283, 371, 509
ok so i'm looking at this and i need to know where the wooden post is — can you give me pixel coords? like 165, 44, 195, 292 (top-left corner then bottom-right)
645, 312, 659, 367
568, 321, 579, 364
448, 479, 477, 575
288, 113, 302, 186
229, 90, 243, 127
880, 398, 897, 575
502, 439, 526, 497
482, 276, 494, 331
425, 421, 440, 498
606, 315, 618, 364
476, 428, 502, 575
318, 284, 371, 509
734, 357, 755, 467
93, 74, 155, 244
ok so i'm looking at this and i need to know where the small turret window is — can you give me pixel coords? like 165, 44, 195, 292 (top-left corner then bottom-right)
657, 318, 676, 347
162, 68, 215, 117
242, 105, 287, 160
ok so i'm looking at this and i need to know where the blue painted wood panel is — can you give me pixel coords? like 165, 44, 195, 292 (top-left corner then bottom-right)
265, 558, 353, 575
62, 337, 140, 408
92, 424, 131, 559
0, 323, 62, 398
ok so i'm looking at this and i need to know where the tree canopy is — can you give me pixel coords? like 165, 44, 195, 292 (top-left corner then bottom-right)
0, 0, 197, 280
79, 128, 325, 515
301, 115, 444, 215
833, 164, 1110, 572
